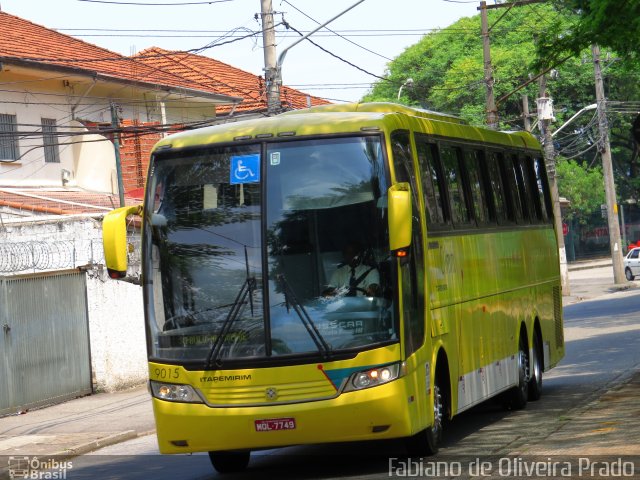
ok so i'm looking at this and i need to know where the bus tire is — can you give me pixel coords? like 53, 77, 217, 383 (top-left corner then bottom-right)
504, 334, 529, 410
405, 375, 444, 456
208, 450, 250, 473
528, 331, 543, 401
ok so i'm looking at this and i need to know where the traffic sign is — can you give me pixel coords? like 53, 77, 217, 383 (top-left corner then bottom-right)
562, 223, 568, 236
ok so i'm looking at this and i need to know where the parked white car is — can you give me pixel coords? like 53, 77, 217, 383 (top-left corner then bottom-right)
624, 247, 640, 280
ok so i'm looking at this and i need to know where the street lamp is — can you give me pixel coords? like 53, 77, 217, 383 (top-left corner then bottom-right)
397, 78, 414, 100
270, 0, 367, 114
552, 104, 597, 138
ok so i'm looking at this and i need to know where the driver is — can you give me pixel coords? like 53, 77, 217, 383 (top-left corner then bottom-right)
325, 241, 379, 297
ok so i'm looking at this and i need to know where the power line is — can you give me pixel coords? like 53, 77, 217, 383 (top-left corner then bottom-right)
77, 0, 233, 5
283, 21, 386, 82
279, 0, 391, 61
2, 24, 269, 64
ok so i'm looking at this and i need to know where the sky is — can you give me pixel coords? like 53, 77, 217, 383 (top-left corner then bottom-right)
0, 0, 480, 103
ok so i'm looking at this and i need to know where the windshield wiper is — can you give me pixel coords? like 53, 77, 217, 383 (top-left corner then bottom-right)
278, 274, 332, 359
205, 275, 256, 369
206, 246, 256, 369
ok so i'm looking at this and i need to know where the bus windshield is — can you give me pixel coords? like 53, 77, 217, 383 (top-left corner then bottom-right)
144, 135, 397, 366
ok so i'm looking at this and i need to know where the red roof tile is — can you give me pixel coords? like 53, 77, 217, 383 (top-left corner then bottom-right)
0, 11, 238, 98
133, 47, 330, 112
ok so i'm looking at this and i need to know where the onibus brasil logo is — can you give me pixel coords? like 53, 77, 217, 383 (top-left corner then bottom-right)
7, 456, 72, 479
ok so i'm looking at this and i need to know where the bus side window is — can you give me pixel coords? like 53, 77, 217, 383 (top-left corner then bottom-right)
415, 137, 446, 227
486, 152, 509, 224
510, 154, 532, 223
498, 153, 522, 223
518, 156, 543, 222
440, 145, 472, 226
463, 149, 490, 225
533, 157, 553, 222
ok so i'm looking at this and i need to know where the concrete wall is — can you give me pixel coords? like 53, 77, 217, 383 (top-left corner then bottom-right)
86, 273, 147, 392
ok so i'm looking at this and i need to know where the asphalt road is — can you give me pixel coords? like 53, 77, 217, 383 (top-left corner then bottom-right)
65, 289, 640, 479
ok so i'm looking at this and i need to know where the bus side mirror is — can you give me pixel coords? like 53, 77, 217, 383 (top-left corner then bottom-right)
388, 183, 412, 254
102, 205, 142, 279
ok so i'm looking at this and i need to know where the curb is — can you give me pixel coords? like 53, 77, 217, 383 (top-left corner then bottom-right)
567, 264, 612, 272
54, 430, 139, 457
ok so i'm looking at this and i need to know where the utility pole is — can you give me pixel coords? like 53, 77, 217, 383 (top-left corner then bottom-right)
110, 102, 125, 208
480, 1, 498, 129
538, 76, 570, 295
592, 44, 625, 284
477, 0, 548, 129
522, 94, 531, 132
260, 0, 280, 115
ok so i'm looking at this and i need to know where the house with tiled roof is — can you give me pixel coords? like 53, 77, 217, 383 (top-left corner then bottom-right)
0, 10, 328, 219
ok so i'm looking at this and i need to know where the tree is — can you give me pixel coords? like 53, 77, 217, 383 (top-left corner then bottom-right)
362, 3, 640, 205
543, 1, 640, 62
555, 160, 605, 223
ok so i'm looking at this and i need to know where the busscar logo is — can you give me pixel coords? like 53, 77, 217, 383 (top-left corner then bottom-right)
7, 456, 73, 479
200, 374, 252, 383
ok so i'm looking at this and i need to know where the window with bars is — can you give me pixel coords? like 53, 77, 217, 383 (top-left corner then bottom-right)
0, 113, 20, 161
42, 118, 60, 163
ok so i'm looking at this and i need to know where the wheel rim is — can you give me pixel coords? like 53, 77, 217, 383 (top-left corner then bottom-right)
531, 343, 541, 386
518, 348, 529, 386
626, 269, 633, 280
432, 384, 443, 436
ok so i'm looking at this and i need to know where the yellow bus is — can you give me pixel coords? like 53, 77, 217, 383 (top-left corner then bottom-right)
103, 103, 564, 473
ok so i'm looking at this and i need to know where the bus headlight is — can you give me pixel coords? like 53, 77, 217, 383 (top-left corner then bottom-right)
150, 381, 203, 403
343, 362, 403, 392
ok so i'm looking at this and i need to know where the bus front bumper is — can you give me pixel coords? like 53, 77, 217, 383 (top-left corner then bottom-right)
153, 379, 416, 454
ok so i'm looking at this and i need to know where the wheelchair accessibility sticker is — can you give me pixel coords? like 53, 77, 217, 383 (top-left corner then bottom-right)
230, 154, 260, 184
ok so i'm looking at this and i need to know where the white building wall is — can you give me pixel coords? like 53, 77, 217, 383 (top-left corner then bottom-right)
71, 120, 118, 194
0, 89, 77, 187
0, 76, 218, 191
86, 274, 147, 392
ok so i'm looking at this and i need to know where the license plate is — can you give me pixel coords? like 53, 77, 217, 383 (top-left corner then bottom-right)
254, 418, 296, 432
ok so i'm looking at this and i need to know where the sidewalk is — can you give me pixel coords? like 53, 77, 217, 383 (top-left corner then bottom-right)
0, 386, 154, 478
563, 257, 639, 305
1, 258, 638, 478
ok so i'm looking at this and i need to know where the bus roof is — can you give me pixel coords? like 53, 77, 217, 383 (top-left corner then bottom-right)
153, 102, 541, 153
281, 102, 467, 125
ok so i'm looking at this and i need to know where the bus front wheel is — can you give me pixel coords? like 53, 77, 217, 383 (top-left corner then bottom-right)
208, 450, 250, 474
405, 377, 444, 456
504, 335, 529, 410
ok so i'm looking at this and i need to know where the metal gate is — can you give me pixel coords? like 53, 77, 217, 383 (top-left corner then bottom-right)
0, 270, 92, 415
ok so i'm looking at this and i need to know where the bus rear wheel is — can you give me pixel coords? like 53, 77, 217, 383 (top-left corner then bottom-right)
528, 332, 543, 401
208, 450, 250, 474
